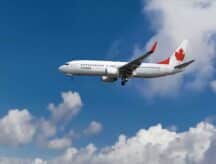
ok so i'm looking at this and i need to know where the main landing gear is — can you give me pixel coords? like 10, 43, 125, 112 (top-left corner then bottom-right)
121, 77, 128, 86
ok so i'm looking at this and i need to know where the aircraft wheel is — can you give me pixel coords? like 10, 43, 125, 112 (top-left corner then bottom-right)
121, 81, 126, 86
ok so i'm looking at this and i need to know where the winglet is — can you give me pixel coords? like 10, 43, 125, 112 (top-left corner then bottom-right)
150, 41, 158, 53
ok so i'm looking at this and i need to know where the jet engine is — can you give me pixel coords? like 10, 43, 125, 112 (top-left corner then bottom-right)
101, 76, 117, 83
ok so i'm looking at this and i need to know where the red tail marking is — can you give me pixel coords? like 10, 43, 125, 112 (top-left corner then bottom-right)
175, 48, 185, 61
158, 58, 170, 64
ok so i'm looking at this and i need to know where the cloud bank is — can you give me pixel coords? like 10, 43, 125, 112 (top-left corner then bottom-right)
1, 121, 216, 164
50, 122, 216, 164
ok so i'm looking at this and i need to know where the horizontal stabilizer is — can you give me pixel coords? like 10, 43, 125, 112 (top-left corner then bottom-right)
174, 60, 195, 69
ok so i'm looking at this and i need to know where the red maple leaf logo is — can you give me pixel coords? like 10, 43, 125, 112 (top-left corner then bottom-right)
175, 48, 185, 61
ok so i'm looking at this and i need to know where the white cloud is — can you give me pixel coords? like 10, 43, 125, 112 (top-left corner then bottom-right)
84, 121, 103, 136
137, 0, 216, 96
210, 80, 216, 92
36, 91, 84, 149
33, 158, 47, 164
39, 119, 56, 138
0, 91, 97, 150
1, 122, 216, 164
0, 109, 36, 146
0, 90, 104, 162
0, 157, 30, 164
36, 119, 57, 147
48, 137, 72, 150
48, 91, 82, 123
49, 122, 216, 164
0, 157, 47, 164
36, 91, 83, 147
53, 144, 97, 164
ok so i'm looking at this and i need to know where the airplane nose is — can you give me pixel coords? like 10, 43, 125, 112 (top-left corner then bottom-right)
58, 65, 67, 72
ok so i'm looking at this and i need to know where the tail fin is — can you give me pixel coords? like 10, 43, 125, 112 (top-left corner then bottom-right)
158, 40, 189, 67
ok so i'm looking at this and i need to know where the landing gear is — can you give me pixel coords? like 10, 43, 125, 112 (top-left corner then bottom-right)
121, 81, 126, 86
121, 77, 128, 86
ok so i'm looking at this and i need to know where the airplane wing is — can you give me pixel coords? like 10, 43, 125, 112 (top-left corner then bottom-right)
118, 42, 157, 77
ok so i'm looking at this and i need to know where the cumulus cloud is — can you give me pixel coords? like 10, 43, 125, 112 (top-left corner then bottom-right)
36, 91, 100, 150
210, 80, 216, 92
36, 119, 57, 147
48, 137, 72, 150
84, 121, 103, 136
137, 0, 216, 96
2, 122, 216, 164
0, 109, 36, 146
51, 122, 216, 164
52, 144, 97, 164
0, 91, 99, 151
39, 119, 56, 138
36, 91, 83, 147
48, 91, 82, 123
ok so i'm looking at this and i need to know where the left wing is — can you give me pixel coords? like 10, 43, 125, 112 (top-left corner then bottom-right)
118, 42, 157, 77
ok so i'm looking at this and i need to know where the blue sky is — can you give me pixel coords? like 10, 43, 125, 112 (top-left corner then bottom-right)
0, 0, 216, 162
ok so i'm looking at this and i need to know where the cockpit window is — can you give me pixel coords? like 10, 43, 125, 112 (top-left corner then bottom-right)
65, 62, 70, 65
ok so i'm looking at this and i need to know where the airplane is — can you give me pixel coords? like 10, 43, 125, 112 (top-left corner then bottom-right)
58, 40, 194, 86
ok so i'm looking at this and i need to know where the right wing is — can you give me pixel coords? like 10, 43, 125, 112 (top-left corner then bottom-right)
118, 42, 157, 77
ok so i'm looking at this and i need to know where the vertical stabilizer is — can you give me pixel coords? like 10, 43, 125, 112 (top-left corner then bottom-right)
158, 40, 189, 67
169, 40, 188, 67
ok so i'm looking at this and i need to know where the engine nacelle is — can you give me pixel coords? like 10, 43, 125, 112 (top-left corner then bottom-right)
101, 76, 117, 83
105, 67, 119, 77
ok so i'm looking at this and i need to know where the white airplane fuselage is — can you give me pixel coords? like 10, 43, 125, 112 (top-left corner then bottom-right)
59, 60, 181, 78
